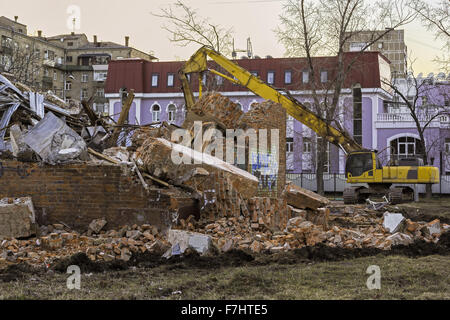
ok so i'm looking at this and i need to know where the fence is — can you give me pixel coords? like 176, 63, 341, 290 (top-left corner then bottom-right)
286, 173, 450, 196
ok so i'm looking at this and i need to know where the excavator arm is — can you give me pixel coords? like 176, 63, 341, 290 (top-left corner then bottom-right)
179, 46, 362, 154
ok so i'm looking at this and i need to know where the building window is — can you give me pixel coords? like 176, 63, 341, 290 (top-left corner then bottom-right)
168, 104, 176, 122
1, 36, 12, 48
66, 56, 73, 63
303, 137, 312, 153
96, 88, 105, 97
285, 70, 292, 84
302, 70, 309, 83
65, 81, 72, 91
320, 70, 328, 83
152, 104, 161, 122
286, 137, 294, 153
152, 74, 159, 87
267, 71, 275, 84
353, 85, 362, 145
67, 42, 74, 47
167, 73, 174, 87
81, 88, 88, 100
390, 136, 423, 162
81, 74, 89, 83
53, 71, 57, 81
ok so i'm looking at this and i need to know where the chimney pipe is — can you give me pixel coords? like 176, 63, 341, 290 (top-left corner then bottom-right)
125, 36, 129, 47
37, 30, 42, 38
94, 35, 97, 44
14, 16, 18, 22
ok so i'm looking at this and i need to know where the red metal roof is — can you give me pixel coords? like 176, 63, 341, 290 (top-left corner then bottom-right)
105, 51, 388, 94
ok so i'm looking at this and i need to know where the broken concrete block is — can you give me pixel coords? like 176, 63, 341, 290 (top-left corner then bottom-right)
284, 183, 330, 210
421, 219, 441, 237
88, 218, 107, 234
383, 212, 405, 233
24, 112, 89, 164
136, 137, 259, 199
167, 229, 212, 256
386, 232, 413, 246
9, 124, 34, 161
0, 197, 36, 239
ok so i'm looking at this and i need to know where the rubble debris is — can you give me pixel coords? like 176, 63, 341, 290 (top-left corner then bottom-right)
366, 197, 389, 211
88, 219, 107, 234
421, 219, 441, 237
284, 182, 330, 210
135, 137, 259, 199
166, 230, 213, 257
9, 124, 34, 161
383, 212, 405, 233
24, 112, 89, 164
103, 147, 130, 163
386, 232, 413, 246
0, 197, 36, 239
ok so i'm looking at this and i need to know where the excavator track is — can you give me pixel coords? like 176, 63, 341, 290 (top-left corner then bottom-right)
343, 187, 359, 204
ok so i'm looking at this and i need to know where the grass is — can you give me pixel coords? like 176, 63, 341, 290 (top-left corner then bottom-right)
0, 254, 448, 300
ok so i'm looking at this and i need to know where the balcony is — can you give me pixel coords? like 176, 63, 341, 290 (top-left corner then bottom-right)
376, 113, 450, 129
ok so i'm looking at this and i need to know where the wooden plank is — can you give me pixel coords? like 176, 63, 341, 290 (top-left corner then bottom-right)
88, 147, 120, 164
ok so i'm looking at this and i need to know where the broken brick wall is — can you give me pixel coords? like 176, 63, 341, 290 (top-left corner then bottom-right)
242, 101, 287, 198
0, 160, 179, 232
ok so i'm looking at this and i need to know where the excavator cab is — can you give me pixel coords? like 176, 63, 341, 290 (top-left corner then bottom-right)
345, 151, 375, 178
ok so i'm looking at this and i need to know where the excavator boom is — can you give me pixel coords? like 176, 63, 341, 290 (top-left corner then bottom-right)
179, 46, 362, 154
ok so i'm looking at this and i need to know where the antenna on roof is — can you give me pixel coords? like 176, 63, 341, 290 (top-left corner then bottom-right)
72, 18, 76, 34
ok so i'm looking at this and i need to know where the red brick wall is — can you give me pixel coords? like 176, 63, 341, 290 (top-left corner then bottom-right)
0, 160, 175, 232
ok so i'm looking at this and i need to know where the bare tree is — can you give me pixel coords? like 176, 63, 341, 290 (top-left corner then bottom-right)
408, 0, 450, 72
275, 0, 415, 195
1, 37, 43, 90
152, 0, 234, 56
382, 58, 450, 198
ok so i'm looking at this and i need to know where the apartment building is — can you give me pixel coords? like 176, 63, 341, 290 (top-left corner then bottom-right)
0, 16, 156, 114
344, 29, 407, 77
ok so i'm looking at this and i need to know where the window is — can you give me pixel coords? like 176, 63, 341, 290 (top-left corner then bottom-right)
53, 71, 57, 81
152, 104, 161, 122
96, 88, 105, 97
65, 81, 72, 90
349, 42, 367, 52
302, 70, 309, 83
81, 74, 88, 83
67, 42, 74, 47
81, 88, 88, 100
267, 71, 275, 85
1, 36, 12, 48
284, 70, 292, 84
286, 137, 294, 153
353, 85, 362, 145
66, 56, 73, 63
320, 70, 328, 83
167, 73, 174, 87
152, 74, 159, 87
303, 137, 312, 153
168, 104, 176, 122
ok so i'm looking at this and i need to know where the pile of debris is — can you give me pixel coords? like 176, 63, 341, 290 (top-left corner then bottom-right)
0, 83, 448, 268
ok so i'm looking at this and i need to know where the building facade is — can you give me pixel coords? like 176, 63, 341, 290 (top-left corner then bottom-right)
0, 16, 155, 114
105, 51, 450, 176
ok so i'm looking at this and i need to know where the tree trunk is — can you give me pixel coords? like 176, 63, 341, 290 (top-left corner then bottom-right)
316, 138, 327, 196
425, 183, 432, 199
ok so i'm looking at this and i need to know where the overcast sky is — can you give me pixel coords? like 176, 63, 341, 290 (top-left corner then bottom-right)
1, 0, 446, 74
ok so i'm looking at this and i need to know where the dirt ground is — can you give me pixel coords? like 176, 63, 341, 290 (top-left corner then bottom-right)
1, 199, 449, 300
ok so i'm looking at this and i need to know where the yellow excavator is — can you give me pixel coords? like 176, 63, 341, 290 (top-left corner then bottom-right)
179, 46, 439, 204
